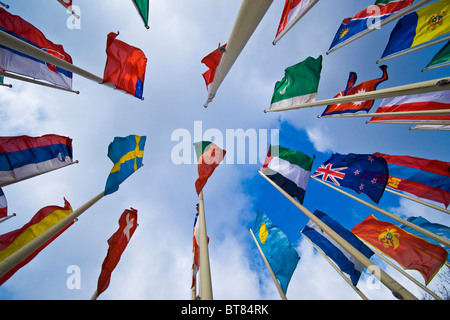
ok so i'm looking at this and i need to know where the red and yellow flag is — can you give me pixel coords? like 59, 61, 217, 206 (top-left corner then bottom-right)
352, 215, 448, 284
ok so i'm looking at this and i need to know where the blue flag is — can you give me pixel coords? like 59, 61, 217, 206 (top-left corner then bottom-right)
104, 135, 146, 195
253, 211, 300, 294
312, 153, 388, 203
302, 210, 374, 286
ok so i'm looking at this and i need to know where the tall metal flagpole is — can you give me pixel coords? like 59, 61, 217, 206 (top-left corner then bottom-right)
383, 188, 450, 215
198, 190, 213, 300
257, 170, 417, 300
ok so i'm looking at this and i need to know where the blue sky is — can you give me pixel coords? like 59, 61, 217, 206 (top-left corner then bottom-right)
0, 0, 449, 300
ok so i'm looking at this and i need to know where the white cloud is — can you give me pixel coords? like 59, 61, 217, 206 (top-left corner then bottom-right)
306, 126, 336, 153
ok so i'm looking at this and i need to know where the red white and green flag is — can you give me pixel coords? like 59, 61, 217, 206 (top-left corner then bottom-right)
194, 141, 226, 194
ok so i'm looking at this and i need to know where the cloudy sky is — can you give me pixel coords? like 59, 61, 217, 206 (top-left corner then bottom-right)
0, 0, 449, 301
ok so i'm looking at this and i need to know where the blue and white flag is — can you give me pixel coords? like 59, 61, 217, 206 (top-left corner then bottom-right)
301, 210, 374, 286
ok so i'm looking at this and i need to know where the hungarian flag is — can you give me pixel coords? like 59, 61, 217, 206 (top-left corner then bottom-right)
262, 145, 315, 204
352, 214, 448, 285
201, 44, 226, 93
270, 56, 322, 111
275, 0, 314, 41
102, 32, 148, 99
194, 141, 226, 194
0, 188, 6, 218
321, 65, 388, 116
0, 199, 73, 285
96, 208, 138, 297
374, 152, 450, 208
0, 8, 73, 89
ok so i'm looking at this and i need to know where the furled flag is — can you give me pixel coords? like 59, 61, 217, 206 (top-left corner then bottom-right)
352, 214, 448, 285
0, 188, 6, 218
96, 208, 138, 298
312, 153, 389, 203
104, 135, 146, 195
374, 152, 450, 208
132, 0, 149, 29
0, 8, 73, 89
0, 198, 73, 285
269, 55, 322, 111
194, 141, 226, 195
191, 203, 209, 289
253, 211, 300, 294
380, 1, 450, 61
369, 91, 450, 122
0, 134, 74, 187
302, 210, 374, 286
423, 40, 450, 71
274, 0, 314, 41
262, 145, 315, 204
321, 65, 388, 116
102, 32, 148, 99
328, 0, 414, 52
201, 44, 226, 93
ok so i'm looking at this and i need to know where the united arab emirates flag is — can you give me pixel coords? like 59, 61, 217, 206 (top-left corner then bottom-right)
269, 55, 322, 110
262, 145, 315, 204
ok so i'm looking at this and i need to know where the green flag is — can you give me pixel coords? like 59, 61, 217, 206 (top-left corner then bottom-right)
269, 55, 322, 110
132, 0, 149, 29
0, 75, 3, 84
423, 41, 450, 71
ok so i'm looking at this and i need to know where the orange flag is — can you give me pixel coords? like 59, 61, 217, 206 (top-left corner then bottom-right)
193, 141, 226, 194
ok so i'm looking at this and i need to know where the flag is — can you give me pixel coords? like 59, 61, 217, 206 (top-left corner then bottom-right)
275, 0, 314, 40
269, 56, 322, 111
96, 208, 138, 297
369, 91, 450, 122
191, 203, 209, 289
201, 44, 226, 93
352, 214, 448, 284
104, 135, 146, 195
261, 145, 315, 204
57, 0, 72, 9
0, 198, 73, 285
0, 188, 6, 218
312, 153, 388, 203
0, 8, 73, 89
302, 210, 374, 286
102, 32, 148, 99
0, 134, 74, 186
253, 211, 300, 294
328, 0, 414, 51
132, 0, 149, 29
373, 152, 450, 208
423, 40, 450, 71
194, 141, 226, 194
0, 75, 3, 84
321, 65, 388, 116
400, 216, 450, 262
380, 1, 450, 60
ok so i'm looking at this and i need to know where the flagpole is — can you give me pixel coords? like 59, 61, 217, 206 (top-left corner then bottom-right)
326, 0, 432, 55
310, 176, 450, 248
0, 82, 11, 88
272, 0, 319, 45
0, 191, 105, 279
410, 125, 450, 131
384, 188, 450, 215
198, 190, 213, 300
0, 1, 8, 9
300, 231, 369, 300
249, 227, 287, 300
0, 213, 15, 224
319, 109, 450, 119
264, 77, 450, 113
422, 62, 450, 72
91, 290, 98, 300
367, 120, 450, 125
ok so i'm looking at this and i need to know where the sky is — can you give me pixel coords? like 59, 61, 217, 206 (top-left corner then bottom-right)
0, 0, 449, 301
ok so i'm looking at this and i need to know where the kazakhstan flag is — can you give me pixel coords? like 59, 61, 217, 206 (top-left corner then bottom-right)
254, 211, 300, 294
104, 135, 146, 195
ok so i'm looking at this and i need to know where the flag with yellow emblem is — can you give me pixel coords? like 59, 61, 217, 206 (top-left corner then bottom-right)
253, 211, 299, 294
104, 135, 146, 195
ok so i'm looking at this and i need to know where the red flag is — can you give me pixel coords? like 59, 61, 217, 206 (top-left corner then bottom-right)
102, 32, 147, 99
193, 141, 226, 195
201, 44, 226, 92
57, 0, 72, 9
96, 208, 138, 297
352, 215, 448, 284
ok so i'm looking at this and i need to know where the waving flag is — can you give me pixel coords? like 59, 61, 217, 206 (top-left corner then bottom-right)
374, 152, 450, 208
102, 32, 147, 99
254, 211, 300, 294
0, 135, 74, 187
329, 0, 414, 51
201, 44, 226, 93
104, 135, 146, 195
132, 0, 149, 29
423, 40, 450, 71
0, 188, 6, 218
380, 1, 450, 61
262, 145, 314, 204
191, 203, 209, 289
274, 0, 315, 41
313, 153, 388, 203
96, 208, 138, 298
194, 141, 226, 194
0, 8, 73, 89
321, 65, 388, 116
352, 214, 448, 284
302, 210, 374, 286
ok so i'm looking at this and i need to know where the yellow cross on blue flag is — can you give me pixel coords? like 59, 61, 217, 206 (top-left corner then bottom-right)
104, 135, 146, 195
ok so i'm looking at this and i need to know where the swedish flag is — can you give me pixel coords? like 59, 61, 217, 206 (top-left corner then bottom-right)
104, 135, 146, 195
